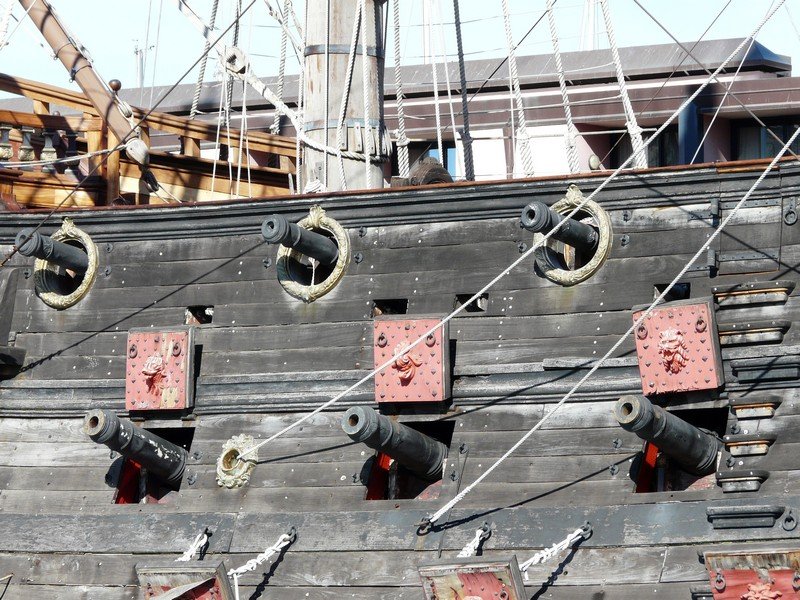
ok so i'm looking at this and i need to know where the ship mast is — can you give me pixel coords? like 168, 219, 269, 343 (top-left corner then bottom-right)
303, 0, 388, 192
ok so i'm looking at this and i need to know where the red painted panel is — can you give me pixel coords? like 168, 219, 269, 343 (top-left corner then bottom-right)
708, 567, 800, 599
126, 328, 194, 411
456, 571, 511, 599
374, 318, 449, 403
633, 300, 723, 395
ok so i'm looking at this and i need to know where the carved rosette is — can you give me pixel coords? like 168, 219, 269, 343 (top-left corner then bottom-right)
216, 434, 258, 489
276, 205, 350, 303
658, 328, 689, 374
742, 581, 783, 600
391, 342, 423, 384
33, 217, 98, 309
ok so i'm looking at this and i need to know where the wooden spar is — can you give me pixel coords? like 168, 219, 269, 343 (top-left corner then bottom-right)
17, 0, 142, 155
303, 0, 388, 191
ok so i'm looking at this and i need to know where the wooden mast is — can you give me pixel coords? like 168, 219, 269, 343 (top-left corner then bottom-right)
303, 0, 388, 191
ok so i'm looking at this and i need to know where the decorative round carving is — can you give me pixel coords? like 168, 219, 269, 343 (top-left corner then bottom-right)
531, 185, 613, 286
33, 218, 98, 309
276, 205, 350, 303
216, 434, 258, 489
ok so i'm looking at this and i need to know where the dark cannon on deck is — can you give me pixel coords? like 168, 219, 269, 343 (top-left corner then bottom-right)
16, 228, 89, 274
520, 200, 599, 252
262, 214, 340, 265
83, 409, 187, 489
342, 406, 447, 481
614, 395, 721, 475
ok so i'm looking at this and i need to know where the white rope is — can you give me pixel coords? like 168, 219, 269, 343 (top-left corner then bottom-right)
236, 1, 785, 466
434, 0, 459, 176
262, 0, 303, 57
228, 530, 294, 600
430, 53, 444, 165
546, 0, 579, 173
600, 0, 646, 169
501, 0, 534, 176
0, 1, 14, 48
270, 0, 291, 135
452, 0, 474, 181
422, 0, 787, 526
323, 0, 330, 188
0, 147, 116, 169
519, 527, 586, 579
176, 529, 209, 562
334, 0, 363, 191
392, 0, 410, 178
359, 0, 373, 188
457, 525, 490, 558
188, 0, 219, 119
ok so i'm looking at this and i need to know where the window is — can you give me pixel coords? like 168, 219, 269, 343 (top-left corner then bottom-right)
408, 141, 458, 178
610, 126, 678, 168
733, 119, 800, 160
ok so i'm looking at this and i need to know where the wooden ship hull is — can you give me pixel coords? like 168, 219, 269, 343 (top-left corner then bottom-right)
0, 156, 799, 599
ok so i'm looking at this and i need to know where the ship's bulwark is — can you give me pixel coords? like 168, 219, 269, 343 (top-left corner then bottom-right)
0, 161, 799, 599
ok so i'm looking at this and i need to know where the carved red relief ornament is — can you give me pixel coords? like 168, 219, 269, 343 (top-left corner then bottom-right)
392, 342, 423, 383
657, 328, 689, 374
741, 581, 783, 600
141, 353, 167, 397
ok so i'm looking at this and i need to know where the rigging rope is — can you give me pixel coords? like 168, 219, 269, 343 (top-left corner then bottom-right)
430, 36, 444, 165
392, 0, 410, 178
600, 0, 646, 169
360, 0, 373, 188
501, 0, 534, 176
334, 1, 363, 191
270, 0, 291, 135
452, 0, 474, 181
323, 0, 331, 188
0, 1, 13, 48
175, 529, 209, 562
457, 523, 491, 558
148, 0, 165, 110
519, 525, 590, 579
546, 0, 580, 173
434, 0, 459, 176
235, 1, 786, 465
228, 529, 295, 600
0, 147, 116, 169
189, 0, 219, 120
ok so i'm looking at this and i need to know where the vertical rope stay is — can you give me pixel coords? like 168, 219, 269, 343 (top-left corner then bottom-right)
189, 0, 219, 119
501, 0, 534, 176
452, 0, 474, 180
148, 0, 165, 109
434, 0, 459, 176
428, 0, 444, 164
546, 0, 580, 173
323, 0, 331, 188
270, 0, 291, 134
392, 0, 410, 178
334, 1, 363, 191
0, 1, 14, 47
599, 0, 646, 169
360, 0, 373, 188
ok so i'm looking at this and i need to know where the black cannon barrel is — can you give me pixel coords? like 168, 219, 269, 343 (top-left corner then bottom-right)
520, 201, 599, 252
83, 409, 187, 488
261, 214, 339, 265
614, 395, 721, 476
15, 228, 89, 274
342, 406, 447, 481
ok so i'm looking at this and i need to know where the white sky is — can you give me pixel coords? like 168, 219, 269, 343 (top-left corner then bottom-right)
1, 0, 799, 105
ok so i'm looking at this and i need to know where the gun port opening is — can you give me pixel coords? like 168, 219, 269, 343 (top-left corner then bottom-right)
654, 282, 691, 302
113, 426, 195, 504
364, 420, 454, 501
49, 239, 87, 295
185, 305, 214, 325
632, 407, 727, 494
371, 298, 409, 316
285, 229, 338, 286
454, 293, 488, 313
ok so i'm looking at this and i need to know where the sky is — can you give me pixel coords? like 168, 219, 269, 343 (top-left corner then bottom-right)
1, 0, 799, 105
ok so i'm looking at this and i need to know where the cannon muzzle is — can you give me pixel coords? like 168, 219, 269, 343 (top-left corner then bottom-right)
342, 406, 447, 481
15, 228, 89, 274
520, 201, 598, 252
83, 409, 187, 488
262, 214, 339, 265
615, 395, 721, 476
